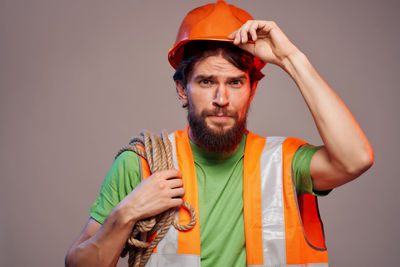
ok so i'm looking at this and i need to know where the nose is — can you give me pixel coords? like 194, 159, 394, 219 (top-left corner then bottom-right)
212, 84, 229, 107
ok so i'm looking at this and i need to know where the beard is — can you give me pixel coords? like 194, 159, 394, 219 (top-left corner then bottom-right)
187, 103, 248, 154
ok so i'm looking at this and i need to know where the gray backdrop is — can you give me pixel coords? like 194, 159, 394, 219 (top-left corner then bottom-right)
1, 1, 399, 266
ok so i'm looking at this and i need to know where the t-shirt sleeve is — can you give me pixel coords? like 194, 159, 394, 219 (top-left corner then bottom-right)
292, 144, 332, 196
89, 151, 142, 224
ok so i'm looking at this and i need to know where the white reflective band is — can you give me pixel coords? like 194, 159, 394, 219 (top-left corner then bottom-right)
151, 133, 180, 256
168, 133, 179, 171
145, 254, 201, 267
259, 136, 286, 266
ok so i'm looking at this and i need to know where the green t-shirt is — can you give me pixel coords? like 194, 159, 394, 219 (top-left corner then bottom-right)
89, 134, 327, 266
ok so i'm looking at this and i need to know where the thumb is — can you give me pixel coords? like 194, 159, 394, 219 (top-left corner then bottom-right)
238, 43, 255, 56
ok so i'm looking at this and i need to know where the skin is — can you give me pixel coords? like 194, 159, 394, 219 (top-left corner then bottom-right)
65, 169, 185, 267
175, 54, 256, 155
228, 20, 374, 189
65, 20, 374, 267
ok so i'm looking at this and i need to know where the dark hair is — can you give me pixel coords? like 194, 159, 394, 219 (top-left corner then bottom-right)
173, 41, 265, 100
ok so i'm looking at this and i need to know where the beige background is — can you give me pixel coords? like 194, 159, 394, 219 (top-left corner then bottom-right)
1, 0, 399, 266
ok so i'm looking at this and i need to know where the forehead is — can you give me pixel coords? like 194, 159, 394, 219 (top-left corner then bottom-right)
191, 55, 248, 79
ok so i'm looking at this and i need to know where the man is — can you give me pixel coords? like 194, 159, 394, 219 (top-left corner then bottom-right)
65, 1, 373, 266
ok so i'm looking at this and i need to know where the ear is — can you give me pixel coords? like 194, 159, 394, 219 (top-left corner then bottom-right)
175, 80, 188, 106
249, 81, 258, 103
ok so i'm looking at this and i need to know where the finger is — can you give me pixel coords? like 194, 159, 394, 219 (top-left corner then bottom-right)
239, 20, 253, 43
233, 30, 241, 45
170, 187, 185, 198
240, 29, 248, 43
259, 20, 277, 34
249, 21, 258, 41
167, 177, 183, 189
157, 169, 182, 180
228, 30, 236, 40
169, 198, 184, 208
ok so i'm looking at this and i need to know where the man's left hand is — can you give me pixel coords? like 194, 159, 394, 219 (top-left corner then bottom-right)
228, 20, 300, 68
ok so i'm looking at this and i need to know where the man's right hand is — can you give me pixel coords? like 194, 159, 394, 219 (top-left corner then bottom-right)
115, 169, 185, 223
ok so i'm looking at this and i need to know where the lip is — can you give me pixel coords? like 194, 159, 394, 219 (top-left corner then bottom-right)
207, 115, 233, 123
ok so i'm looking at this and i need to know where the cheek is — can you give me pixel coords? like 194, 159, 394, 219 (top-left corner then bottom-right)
238, 104, 249, 118
190, 90, 213, 108
239, 100, 252, 119
233, 93, 251, 116
187, 93, 204, 115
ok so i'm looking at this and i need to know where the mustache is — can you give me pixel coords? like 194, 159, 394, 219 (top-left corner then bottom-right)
201, 108, 238, 118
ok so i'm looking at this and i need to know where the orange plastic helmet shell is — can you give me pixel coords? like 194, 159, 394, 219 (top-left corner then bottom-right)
168, 0, 266, 70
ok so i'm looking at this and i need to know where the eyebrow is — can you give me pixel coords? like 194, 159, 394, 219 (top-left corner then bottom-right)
228, 75, 247, 80
193, 74, 248, 80
194, 75, 214, 81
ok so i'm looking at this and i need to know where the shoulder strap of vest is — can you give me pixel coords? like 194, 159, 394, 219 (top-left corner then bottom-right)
242, 131, 266, 265
136, 145, 151, 181
174, 128, 201, 256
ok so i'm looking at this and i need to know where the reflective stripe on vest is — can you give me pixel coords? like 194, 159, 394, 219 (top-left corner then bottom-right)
139, 128, 328, 266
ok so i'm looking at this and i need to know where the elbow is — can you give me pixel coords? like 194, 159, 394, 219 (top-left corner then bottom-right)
65, 248, 74, 267
344, 148, 374, 178
65, 246, 86, 267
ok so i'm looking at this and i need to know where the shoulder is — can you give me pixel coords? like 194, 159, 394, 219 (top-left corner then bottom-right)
89, 150, 142, 223
246, 131, 309, 153
111, 150, 142, 179
258, 134, 306, 148
247, 131, 304, 144
101, 150, 142, 190
282, 137, 306, 147
114, 150, 139, 166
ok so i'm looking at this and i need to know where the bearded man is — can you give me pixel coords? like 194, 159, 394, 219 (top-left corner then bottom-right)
65, 1, 373, 266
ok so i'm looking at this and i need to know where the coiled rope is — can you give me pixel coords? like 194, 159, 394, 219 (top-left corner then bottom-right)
115, 130, 196, 267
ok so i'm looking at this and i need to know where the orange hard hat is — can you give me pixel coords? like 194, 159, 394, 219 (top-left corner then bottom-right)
168, 0, 266, 70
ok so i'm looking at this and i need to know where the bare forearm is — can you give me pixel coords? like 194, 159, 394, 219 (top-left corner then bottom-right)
282, 52, 373, 175
230, 20, 373, 189
66, 169, 185, 267
66, 210, 135, 267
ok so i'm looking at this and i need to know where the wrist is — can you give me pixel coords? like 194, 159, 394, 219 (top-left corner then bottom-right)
110, 204, 137, 229
281, 50, 309, 76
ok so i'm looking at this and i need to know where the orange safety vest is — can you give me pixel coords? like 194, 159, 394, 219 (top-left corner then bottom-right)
137, 128, 329, 266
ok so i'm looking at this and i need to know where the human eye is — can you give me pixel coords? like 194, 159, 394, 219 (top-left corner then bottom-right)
229, 79, 243, 87
199, 79, 213, 87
